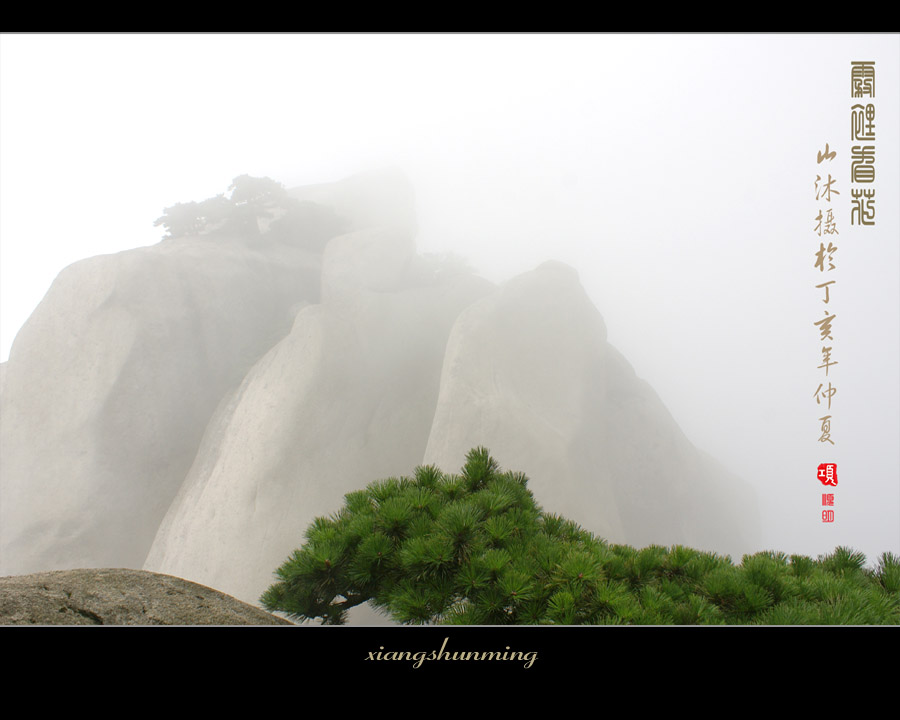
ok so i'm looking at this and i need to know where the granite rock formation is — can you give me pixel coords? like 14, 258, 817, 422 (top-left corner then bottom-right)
1, 169, 757, 615
423, 260, 756, 553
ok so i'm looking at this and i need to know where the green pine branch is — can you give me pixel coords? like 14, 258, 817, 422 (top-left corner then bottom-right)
261, 448, 900, 625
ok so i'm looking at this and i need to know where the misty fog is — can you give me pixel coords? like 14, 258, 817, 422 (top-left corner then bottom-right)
1, 34, 897, 588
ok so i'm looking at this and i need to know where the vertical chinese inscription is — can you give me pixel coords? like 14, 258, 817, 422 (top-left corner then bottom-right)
806, 61, 873, 524
850, 61, 875, 226
814, 136, 839, 523
814, 144, 838, 452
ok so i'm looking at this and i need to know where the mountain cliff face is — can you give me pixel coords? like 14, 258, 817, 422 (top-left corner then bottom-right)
0, 234, 319, 575
424, 261, 757, 553
0, 170, 758, 609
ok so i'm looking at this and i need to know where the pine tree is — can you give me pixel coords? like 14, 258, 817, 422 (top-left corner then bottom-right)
260, 448, 900, 625
154, 175, 307, 241
153, 201, 205, 238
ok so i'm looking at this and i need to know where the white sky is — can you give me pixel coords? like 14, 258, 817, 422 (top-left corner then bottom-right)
1, 33, 898, 564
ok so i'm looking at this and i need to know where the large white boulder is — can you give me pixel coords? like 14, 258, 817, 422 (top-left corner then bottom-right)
144, 269, 494, 604
0, 235, 320, 576
424, 261, 757, 558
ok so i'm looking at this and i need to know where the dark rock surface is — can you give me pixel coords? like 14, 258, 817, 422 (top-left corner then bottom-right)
0, 568, 294, 625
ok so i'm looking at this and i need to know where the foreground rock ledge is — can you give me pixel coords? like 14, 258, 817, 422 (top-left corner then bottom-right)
0, 568, 295, 625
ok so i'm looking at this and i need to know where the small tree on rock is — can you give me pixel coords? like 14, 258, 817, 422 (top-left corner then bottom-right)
225, 174, 288, 239
153, 201, 204, 239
